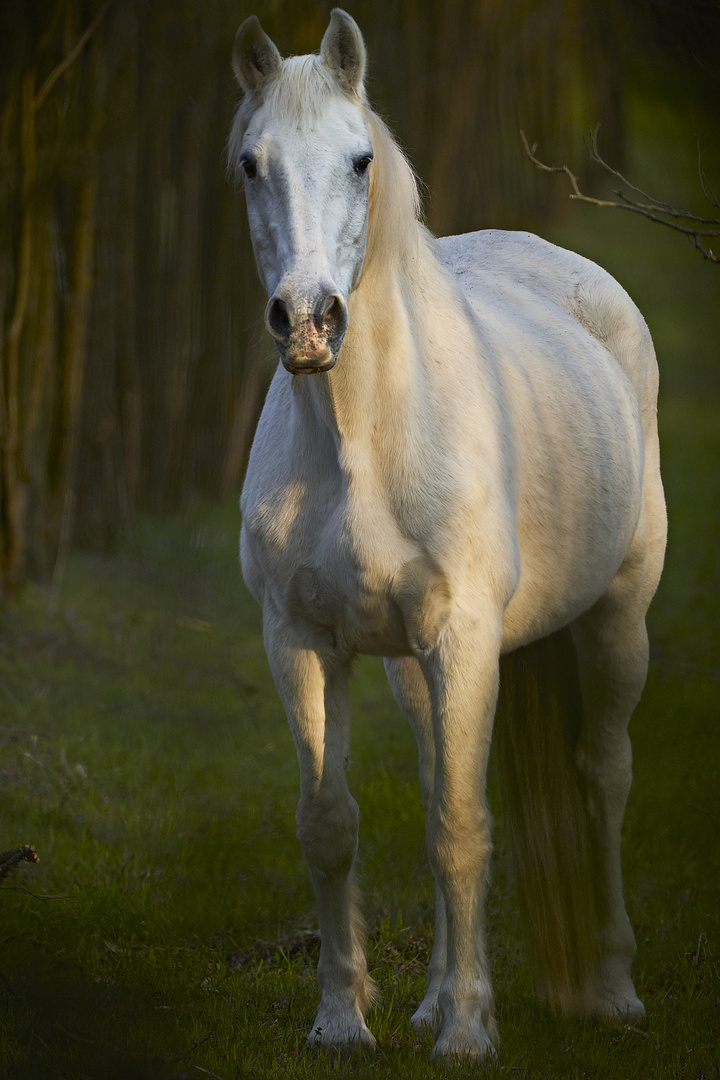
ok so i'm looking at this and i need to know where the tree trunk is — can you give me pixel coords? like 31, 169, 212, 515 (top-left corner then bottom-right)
1, 69, 36, 596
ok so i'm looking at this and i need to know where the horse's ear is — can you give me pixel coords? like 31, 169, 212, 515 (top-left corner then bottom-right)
320, 9, 366, 96
233, 16, 282, 94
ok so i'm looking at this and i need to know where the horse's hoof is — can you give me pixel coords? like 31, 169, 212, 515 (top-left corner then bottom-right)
411, 998, 440, 1034
594, 990, 646, 1022
431, 1022, 497, 1061
307, 1017, 376, 1054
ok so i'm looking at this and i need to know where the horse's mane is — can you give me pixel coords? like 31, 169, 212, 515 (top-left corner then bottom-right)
228, 55, 422, 275
363, 109, 422, 272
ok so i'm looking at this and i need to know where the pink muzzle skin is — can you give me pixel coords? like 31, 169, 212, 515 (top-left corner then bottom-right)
282, 317, 336, 374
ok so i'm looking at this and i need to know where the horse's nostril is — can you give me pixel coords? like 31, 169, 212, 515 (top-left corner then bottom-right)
266, 296, 292, 341
316, 294, 347, 336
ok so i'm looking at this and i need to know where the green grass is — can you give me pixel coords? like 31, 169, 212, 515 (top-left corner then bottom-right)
2, 467, 718, 1079
2, 214, 720, 1078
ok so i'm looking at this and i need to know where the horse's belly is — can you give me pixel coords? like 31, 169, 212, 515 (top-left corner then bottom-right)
497, 335, 645, 649
500, 462, 643, 650
501, 562, 617, 652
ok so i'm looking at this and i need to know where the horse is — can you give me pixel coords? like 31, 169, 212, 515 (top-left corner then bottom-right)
229, 9, 667, 1060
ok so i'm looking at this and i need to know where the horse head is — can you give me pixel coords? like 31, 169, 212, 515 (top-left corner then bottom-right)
231, 10, 373, 374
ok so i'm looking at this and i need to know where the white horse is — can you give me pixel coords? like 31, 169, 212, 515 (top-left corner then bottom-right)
230, 10, 667, 1060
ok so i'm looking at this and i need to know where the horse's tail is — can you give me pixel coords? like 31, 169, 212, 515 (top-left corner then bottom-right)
495, 627, 600, 1014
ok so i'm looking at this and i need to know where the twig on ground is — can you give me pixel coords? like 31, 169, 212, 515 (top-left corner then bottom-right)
695, 931, 707, 965
626, 1024, 651, 1039
2, 885, 70, 901
520, 127, 720, 263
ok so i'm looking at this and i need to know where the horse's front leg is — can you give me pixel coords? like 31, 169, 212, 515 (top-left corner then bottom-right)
384, 656, 447, 1030
422, 614, 502, 1060
264, 610, 375, 1052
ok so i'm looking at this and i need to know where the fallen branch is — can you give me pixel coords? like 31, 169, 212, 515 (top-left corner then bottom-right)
521, 128, 720, 264
0, 846, 64, 898
0, 845, 39, 881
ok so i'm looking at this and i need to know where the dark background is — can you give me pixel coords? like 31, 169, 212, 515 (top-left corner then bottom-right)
1, 0, 719, 598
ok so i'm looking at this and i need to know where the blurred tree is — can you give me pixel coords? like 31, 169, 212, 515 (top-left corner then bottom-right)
0, 0, 265, 596
1, 0, 718, 599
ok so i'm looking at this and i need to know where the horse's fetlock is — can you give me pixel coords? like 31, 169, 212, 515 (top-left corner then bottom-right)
317, 953, 365, 991
432, 980, 498, 1061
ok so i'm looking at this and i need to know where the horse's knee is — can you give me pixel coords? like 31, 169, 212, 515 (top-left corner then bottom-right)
426, 801, 492, 887
296, 790, 359, 877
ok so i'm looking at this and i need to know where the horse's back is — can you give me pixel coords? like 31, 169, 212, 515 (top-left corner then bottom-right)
438, 229, 659, 429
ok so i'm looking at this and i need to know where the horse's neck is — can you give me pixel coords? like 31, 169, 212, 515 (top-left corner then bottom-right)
303, 230, 435, 456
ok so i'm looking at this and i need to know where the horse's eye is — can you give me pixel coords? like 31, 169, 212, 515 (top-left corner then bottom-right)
353, 153, 373, 175
240, 154, 257, 179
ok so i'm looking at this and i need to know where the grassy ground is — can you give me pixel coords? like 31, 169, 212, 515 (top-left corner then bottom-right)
2, 217, 719, 1077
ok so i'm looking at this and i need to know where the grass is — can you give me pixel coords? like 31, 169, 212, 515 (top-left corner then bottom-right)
2, 206, 720, 1080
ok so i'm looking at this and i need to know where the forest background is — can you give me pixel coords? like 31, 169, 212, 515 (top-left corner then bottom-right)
1, 0, 719, 597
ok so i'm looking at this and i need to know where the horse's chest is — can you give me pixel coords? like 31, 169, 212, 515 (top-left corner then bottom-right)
293, 506, 415, 654
289, 558, 407, 654
248, 481, 417, 655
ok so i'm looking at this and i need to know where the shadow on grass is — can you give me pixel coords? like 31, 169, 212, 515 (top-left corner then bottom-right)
1, 942, 195, 1080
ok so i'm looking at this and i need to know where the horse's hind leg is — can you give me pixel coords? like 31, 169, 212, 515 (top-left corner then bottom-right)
385, 656, 447, 1030
264, 612, 374, 1052
571, 496, 665, 1017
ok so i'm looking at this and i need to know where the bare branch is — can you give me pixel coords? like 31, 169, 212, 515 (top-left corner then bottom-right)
520, 129, 720, 264
697, 138, 720, 209
612, 187, 720, 224
586, 128, 720, 224
586, 126, 679, 213
520, 131, 619, 206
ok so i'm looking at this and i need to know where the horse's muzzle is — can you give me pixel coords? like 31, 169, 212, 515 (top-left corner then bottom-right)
279, 323, 337, 374
283, 358, 337, 375
266, 291, 347, 375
